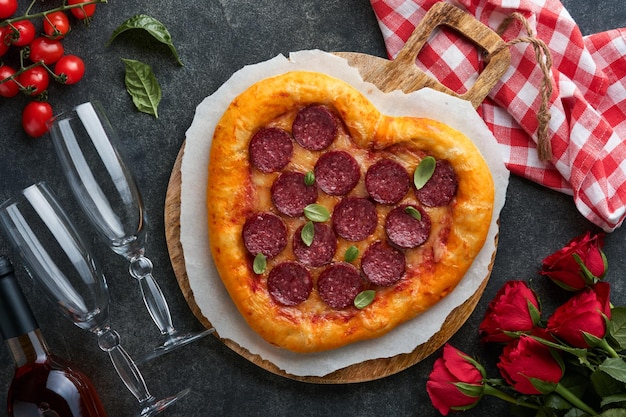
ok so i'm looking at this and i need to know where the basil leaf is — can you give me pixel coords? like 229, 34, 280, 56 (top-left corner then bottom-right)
354, 290, 375, 309
344, 245, 359, 262
253, 253, 266, 274
301, 221, 315, 247
108, 14, 183, 66
304, 171, 315, 186
405, 206, 422, 221
414, 156, 436, 189
122, 58, 162, 118
304, 204, 329, 222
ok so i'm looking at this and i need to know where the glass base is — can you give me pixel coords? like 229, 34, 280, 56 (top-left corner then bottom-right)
138, 388, 191, 417
138, 328, 215, 364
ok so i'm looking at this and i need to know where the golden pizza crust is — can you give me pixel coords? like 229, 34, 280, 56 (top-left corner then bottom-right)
207, 71, 494, 353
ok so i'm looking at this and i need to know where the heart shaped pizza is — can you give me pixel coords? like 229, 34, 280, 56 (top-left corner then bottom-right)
207, 71, 494, 353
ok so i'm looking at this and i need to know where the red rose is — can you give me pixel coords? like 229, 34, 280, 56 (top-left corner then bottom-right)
426, 344, 484, 415
479, 280, 540, 343
546, 282, 611, 348
541, 231, 607, 291
497, 335, 563, 395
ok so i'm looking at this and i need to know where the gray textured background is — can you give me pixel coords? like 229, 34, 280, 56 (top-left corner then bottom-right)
0, 1, 625, 416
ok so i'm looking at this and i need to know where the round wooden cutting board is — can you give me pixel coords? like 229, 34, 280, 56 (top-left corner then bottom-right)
163, 2, 509, 384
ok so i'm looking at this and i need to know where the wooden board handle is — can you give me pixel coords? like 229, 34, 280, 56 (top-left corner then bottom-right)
394, 2, 510, 107
347, 2, 511, 108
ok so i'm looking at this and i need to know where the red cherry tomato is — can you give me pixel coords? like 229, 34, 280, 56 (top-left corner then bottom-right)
67, 0, 96, 20
0, 0, 18, 19
54, 55, 85, 85
0, 64, 19, 97
22, 101, 54, 138
43, 11, 71, 40
0, 27, 10, 57
29, 37, 65, 65
18, 66, 50, 96
9, 20, 36, 47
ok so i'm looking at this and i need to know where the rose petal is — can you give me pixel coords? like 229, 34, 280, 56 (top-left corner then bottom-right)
442, 345, 482, 383
497, 336, 562, 395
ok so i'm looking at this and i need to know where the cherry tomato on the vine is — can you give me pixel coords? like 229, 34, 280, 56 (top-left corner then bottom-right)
0, 27, 10, 57
0, 0, 18, 19
18, 66, 50, 96
67, 0, 96, 20
54, 55, 85, 85
9, 20, 36, 47
43, 11, 71, 40
29, 37, 65, 65
22, 101, 53, 138
0, 64, 19, 97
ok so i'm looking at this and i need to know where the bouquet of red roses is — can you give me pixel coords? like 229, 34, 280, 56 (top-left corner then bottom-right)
427, 231, 626, 416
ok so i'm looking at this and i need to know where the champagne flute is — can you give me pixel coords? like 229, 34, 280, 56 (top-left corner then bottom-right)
0, 182, 189, 417
47, 101, 213, 362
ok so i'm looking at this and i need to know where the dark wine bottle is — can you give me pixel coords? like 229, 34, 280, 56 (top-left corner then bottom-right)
0, 255, 108, 417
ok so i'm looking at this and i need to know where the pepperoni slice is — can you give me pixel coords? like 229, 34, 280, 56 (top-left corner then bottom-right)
242, 212, 287, 258
332, 197, 378, 242
317, 262, 363, 309
271, 171, 317, 217
385, 205, 431, 248
267, 262, 312, 306
291, 105, 337, 151
293, 222, 337, 267
414, 159, 458, 207
361, 241, 406, 286
249, 127, 293, 173
314, 150, 360, 196
365, 158, 410, 204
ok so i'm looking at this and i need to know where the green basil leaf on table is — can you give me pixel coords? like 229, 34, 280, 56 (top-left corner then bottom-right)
107, 14, 183, 66
122, 58, 162, 118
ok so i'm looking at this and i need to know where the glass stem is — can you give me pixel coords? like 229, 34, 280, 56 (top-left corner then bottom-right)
96, 327, 156, 406
129, 255, 176, 337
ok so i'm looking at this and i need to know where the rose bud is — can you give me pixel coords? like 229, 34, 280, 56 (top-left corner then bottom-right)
479, 280, 541, 343
426, 344, 485, 415
541, 231, 607, 291
546, 282, 611, 348
497, 335, 563, 395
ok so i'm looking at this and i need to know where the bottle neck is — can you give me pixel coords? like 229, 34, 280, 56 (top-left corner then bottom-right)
5, 328, 50, 368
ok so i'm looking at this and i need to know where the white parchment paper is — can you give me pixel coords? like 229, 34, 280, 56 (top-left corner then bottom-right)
180, 50, 509, 377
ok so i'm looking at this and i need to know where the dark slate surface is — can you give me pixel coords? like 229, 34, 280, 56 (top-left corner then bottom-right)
0, 1, 625, 416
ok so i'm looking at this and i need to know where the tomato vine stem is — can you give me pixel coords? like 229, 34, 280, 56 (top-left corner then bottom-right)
1, 1, 106, 89
0, 0, 108, 28
0, 42, 63, 91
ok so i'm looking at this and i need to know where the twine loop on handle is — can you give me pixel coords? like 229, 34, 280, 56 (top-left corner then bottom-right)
490, 12, 554, 161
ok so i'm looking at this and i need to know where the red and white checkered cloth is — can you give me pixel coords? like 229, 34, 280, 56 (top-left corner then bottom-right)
371, 0, 626, 232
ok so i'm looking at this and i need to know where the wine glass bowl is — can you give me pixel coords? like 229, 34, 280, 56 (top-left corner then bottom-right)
48, 103, 146, 259
0, 182, 110, 333
0, 182, 189, 417
48, 101, 213, 361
